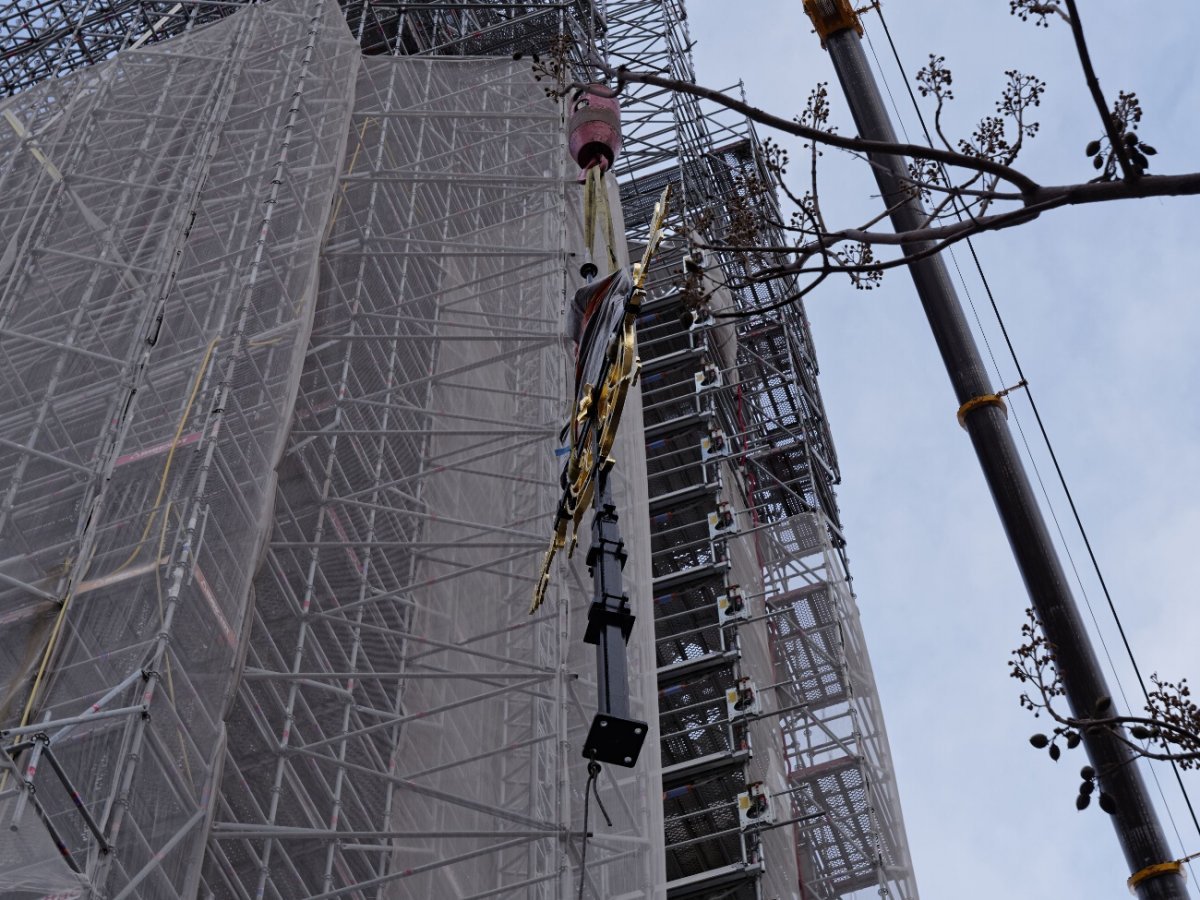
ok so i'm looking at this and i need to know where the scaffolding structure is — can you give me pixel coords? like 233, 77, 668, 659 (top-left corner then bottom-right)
0, 4, 361, 894
1, 1, 917, 898
0, 0, 591, 93
0, 3, 662, 897
202, 40, 663, 900
605, 2, 917, 896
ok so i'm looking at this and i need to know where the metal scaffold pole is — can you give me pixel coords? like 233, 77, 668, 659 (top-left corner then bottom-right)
804, 2, 1187, 897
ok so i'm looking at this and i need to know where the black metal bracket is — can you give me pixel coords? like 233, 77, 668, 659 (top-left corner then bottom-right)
583, 713, 648, 768
585, 535, 626, 570
584, 598, 634, 645
581, 424, 646, 769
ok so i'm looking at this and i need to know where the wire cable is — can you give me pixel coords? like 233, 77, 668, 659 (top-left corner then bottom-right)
870, 0, 1200, 857
14, 335, 220, 737
577, 759, 611, 900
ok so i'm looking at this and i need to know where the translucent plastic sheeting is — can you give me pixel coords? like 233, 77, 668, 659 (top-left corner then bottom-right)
201, 53, 665, 899
759, 515, 916, 899
0, 0, 359, 894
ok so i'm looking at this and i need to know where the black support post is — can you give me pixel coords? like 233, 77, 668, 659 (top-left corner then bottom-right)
581, 438, 647, 768
811, 8, 1186, 897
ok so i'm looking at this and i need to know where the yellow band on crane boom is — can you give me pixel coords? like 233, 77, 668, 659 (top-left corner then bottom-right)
956, 393, 1007, 429
802, 0, 863, 47
1127, 860, 1184, 892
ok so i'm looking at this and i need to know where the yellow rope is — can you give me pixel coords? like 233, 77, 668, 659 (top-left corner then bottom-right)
327, 116, 374, 233
15, 336, 219, 733
596, 173, 619, 274
107, 337, 220, 577
583, 165, 598, 261
582, 166, 620, 274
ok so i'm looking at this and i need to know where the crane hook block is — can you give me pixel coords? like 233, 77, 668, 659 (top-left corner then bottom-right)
568, 85, 622, 173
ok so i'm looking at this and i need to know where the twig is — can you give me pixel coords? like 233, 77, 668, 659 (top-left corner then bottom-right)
1062, 0, 1135, 181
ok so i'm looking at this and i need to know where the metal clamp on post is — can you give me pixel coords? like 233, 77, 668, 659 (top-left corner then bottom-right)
585, 532, 627, 570
956, 393, 1007, 429
584, 595, 635, 645
1128, 861, 1185, 893
802, 0, 863, 47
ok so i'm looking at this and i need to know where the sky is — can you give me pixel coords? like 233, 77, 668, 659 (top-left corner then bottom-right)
685, 2, 1200, 897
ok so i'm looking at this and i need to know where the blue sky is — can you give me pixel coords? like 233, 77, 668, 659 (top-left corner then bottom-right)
686, 3, 1200, 896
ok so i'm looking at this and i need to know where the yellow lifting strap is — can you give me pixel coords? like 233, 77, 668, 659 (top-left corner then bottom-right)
583, 165, 620, 275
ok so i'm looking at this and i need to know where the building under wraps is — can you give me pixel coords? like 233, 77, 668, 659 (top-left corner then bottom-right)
0, 1, 918, 897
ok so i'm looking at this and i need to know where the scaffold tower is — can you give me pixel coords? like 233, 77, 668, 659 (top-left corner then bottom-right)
605, 3, 914, 894
0, 1, 917, 898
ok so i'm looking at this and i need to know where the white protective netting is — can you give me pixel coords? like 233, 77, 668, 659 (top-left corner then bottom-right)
0, 1, 664, 895
203, 52, 664, 899
0, 0, 362, 895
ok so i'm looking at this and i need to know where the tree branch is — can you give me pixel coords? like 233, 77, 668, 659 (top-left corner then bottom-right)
694, 172, 1200, 272
1062, 0, 1135, 181
588, 66, 1045, 196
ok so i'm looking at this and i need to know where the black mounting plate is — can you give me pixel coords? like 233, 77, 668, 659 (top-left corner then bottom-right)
582, 713, 648, 768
